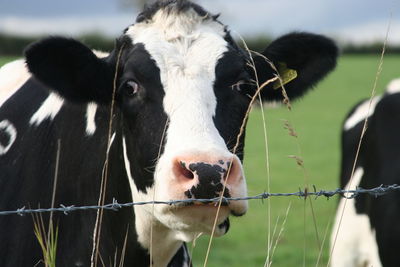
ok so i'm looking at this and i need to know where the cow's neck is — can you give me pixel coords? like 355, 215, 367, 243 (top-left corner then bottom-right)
134, 205, 183, 267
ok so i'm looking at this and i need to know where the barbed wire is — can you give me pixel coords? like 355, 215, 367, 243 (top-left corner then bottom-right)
1, 184, 399, 216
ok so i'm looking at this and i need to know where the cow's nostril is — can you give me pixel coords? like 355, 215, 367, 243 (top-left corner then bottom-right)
179, 161, 194, 179
223, 161, 232, 180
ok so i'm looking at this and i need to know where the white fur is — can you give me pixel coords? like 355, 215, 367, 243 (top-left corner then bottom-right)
344, 96, 381, 131
29, 92, 64, 126
385, 78, 400, 94
0, 59, 31, 107
92, 50, 109, 58
85, 102, 97, 136
330, 167, 382, 267
0, 120, 17, 155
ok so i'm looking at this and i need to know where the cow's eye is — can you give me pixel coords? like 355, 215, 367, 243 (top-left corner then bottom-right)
231, 80, 246, 92
124, 80, 140, 96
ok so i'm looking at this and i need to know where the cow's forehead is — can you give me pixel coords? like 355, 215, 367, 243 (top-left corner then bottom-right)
124, 7, 229, 88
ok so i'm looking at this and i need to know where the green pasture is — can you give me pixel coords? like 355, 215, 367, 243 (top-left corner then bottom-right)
0, 56, 17, 66
1, 55, 399, 266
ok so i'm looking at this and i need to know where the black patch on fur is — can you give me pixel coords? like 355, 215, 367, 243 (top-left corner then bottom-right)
184, 162, 230, 200
223, 28, 248, 58
213, 48, 251, 161
339, 98, 369, 188
117, 42, 167, 193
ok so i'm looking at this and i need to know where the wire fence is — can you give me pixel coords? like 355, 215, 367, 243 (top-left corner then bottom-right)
1, 184, 400, 216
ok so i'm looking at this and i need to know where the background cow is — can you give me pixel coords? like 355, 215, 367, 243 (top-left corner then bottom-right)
330, 78, 400, 267
0, 0, 337, 266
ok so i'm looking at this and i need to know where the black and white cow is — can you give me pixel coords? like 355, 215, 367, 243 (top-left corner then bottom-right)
331, 78, 400, 267
0, 1, 337, 266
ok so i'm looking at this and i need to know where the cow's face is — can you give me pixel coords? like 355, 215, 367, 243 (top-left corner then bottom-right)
117, 5, 252, 240
25, 0, 337, 248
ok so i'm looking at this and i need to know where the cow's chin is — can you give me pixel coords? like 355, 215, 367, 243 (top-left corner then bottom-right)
153, 201, 247, 241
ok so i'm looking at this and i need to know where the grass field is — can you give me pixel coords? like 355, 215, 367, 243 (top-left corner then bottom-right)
1, 54, 399, 266
0, 56, 19, 66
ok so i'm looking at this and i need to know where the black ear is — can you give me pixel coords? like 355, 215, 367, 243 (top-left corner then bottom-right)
25, 37, 115, 104
252, 32, 338, 102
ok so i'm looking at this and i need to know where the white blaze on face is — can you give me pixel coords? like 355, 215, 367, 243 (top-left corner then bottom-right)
330, 167, 382, 267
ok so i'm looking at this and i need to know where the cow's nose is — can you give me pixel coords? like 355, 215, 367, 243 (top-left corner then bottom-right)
172, 155, 243, 200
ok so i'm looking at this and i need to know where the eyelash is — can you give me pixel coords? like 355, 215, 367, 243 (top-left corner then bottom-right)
231, 80, 249, 92
125, 80, 140, 96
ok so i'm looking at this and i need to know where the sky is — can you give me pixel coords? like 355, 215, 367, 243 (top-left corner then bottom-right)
0, 0, 399, 44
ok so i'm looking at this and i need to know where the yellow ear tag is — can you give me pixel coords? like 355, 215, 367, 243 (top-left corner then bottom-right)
273, 62, 297, 90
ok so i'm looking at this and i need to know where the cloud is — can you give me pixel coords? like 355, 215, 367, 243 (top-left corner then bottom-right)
0, 15, 133, 37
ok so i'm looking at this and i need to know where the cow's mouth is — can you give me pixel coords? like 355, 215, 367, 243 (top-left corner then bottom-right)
181, 199, 229, 207
218, 218, 230, 233
154, 196, 245, 238
174, 199, 245, 219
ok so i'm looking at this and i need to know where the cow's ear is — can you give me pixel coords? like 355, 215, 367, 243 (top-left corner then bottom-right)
252, 32, 338, 102
25, 37, 115, 104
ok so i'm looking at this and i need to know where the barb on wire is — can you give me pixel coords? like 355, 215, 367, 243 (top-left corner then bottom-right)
1, 184, 400, 217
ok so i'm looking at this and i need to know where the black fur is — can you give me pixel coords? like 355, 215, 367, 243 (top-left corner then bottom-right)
339, 98, 369, 189
25, 37, 115, 104
116, 43, 167, 193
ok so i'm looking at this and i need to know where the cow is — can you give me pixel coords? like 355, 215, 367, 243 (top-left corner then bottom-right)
0, 0, 337, 266
330, 78, 400, 267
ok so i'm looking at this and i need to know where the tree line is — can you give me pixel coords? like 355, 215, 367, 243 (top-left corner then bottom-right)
0, 32, 399, 57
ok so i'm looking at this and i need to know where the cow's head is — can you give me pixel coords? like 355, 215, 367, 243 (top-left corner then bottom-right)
25, 0, 337, 248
